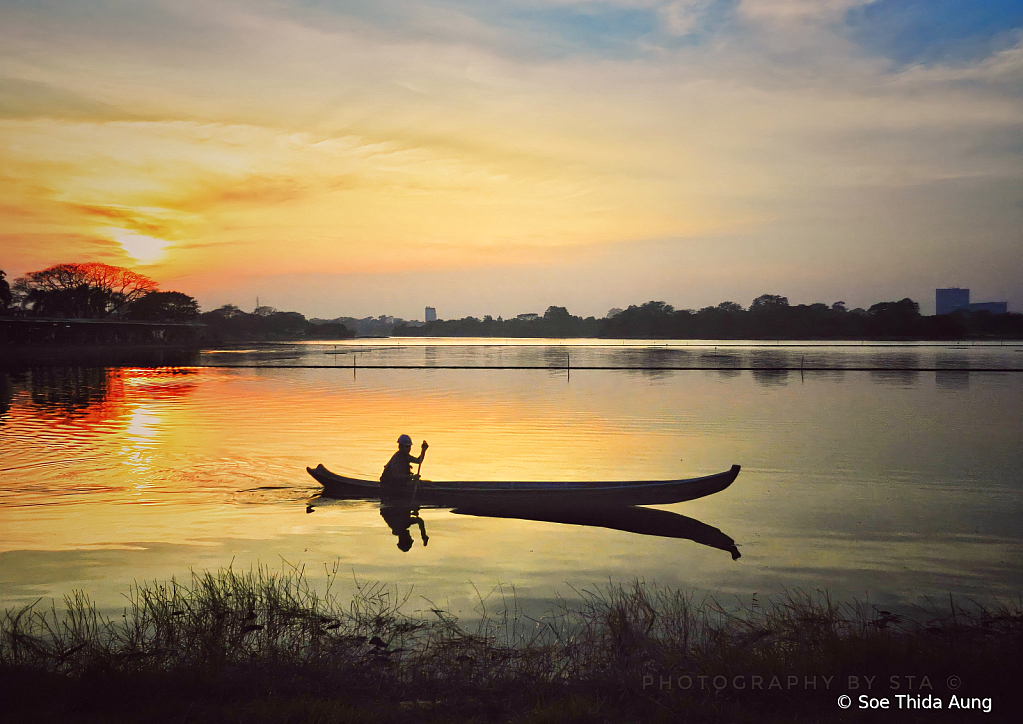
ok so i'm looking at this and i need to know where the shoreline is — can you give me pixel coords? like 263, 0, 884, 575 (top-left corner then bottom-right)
3, 338, 1019, 370
0, 344, 203, 367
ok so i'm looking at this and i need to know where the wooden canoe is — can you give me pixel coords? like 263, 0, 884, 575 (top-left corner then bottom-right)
306, 464, 740, 506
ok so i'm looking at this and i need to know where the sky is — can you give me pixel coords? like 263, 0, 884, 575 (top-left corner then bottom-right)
1, 0, 1021, 319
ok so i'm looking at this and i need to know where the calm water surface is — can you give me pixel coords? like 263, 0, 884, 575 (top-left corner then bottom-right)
2, 340, 1021, 619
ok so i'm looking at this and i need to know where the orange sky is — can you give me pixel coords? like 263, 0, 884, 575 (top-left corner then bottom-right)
2, 1, 1021, 318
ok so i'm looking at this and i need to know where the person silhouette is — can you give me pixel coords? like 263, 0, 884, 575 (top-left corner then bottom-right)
378, 434, 431, 551
380, 434, 428, 489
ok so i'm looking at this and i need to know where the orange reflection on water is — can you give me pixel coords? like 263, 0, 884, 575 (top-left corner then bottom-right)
2, 366, 737, 553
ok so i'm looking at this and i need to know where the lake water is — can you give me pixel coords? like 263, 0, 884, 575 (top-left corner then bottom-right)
2, 340, 1021, 621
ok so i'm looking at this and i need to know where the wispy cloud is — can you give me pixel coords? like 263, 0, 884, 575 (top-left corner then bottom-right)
737, 0, 871, 24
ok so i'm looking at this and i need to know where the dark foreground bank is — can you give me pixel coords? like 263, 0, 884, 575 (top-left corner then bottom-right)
2, 568, 1019, 723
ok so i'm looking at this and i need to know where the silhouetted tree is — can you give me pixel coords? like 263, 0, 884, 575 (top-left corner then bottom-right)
13, 263, 158, 318
750, 294, 789, 310
212, 304, 244, 318
264, 311, 307, 336
199, 304, 259, 339
748, 294, 791, 337
197, 304, 327, 340
306, 322, 354, 339
542, 305, 575, 336
866, 298, 921, 337
123, 291, 200, 321
950, 309, 1023, 337
689, 303, 739, 338
0, 270, 11, 314
601, 301, 676, 337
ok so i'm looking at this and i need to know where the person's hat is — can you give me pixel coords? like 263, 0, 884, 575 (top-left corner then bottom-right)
397, 530, 414, 551
397, 434, 412, 445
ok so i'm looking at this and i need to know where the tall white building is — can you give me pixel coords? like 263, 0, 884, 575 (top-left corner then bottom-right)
425, 306, 437, 322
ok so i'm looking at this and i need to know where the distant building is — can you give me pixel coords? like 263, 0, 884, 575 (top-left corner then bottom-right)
425, 306, 437, 322
967, 302, 1008, 314
936, 288, 1009, 315
936, 288, 970, 315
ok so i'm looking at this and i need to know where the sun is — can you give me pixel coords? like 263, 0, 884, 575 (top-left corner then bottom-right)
106, 228, 171, 264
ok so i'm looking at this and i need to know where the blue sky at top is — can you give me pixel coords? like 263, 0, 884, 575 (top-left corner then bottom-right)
242, 1, 1023, 65
846, 0, 1023, 66
3, 0, 1023, 63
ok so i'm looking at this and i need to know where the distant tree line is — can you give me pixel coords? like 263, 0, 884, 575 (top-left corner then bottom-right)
394, 295, 1022, 340
0, 264, 352, 341
198, 304, 353, 341
310, 315, 421, 337
5, 266, 1017, 341
393, 306, 601, 337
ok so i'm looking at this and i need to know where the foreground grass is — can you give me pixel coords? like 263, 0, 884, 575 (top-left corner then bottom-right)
1, 567, 1020, 723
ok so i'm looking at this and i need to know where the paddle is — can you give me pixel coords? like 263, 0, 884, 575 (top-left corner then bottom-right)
412, 440, 428, 502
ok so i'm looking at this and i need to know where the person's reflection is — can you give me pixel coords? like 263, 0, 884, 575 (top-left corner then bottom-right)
379, 488, 429, 552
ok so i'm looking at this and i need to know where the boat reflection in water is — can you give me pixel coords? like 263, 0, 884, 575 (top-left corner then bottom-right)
308, 490, 740, 559
450, 503, 741, 560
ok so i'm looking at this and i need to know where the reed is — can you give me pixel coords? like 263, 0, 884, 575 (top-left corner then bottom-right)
2, 568, 1019, 722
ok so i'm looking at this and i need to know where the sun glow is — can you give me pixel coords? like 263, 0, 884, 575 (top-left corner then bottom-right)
106, 228, 171, 264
